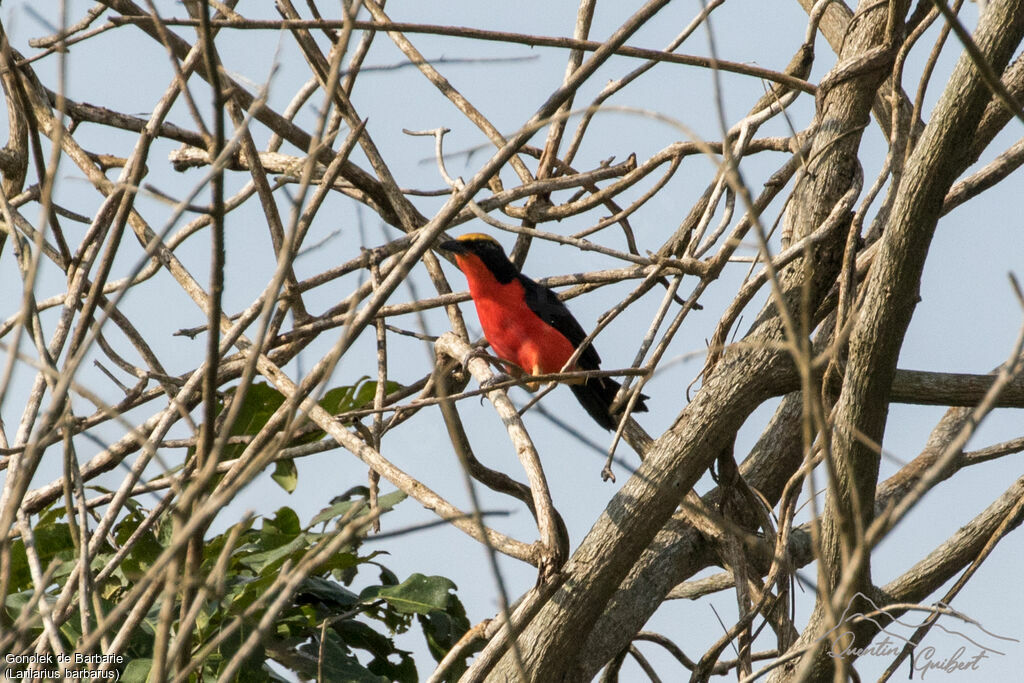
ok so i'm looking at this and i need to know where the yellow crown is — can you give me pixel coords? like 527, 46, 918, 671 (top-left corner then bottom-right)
456, 232, 500, 245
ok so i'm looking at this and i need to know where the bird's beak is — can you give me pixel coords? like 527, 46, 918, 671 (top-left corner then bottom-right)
439, 239, 466, 254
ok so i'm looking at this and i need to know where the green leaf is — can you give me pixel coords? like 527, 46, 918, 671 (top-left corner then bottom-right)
420, 593, 471, 655
59, 614, 84, 649
361, 574, 456, 615
374, 564, 401, 588
156, 515, 174, 547
227, 573, 277, 613
295, 576, 360, 611
237, 534, 307, 575
309, 489, 407, 528
220, 382, 287, 461
318, 550, 362, 576
268, 507, 302, 536
115, 512, 163, 579
201, 517, 254, 574
271, 459, 298, 493
368, 650, 418, 683
120, 659, 152, 683
332, 619, 397, 660
8, 523, 75, 591
300, 378, 403, 441
213, 621, 267, 682
296, 632, 389, 683
309, 486, 370, 528
321, 378, 402, 416
228, 511, 308, 578
4, 590, 36, 623
37, 503, 67, 526
309, 499, 360, 528
374, 490, 408, 514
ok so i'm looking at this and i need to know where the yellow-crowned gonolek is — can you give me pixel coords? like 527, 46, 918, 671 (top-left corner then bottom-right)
441, 233, 647, 429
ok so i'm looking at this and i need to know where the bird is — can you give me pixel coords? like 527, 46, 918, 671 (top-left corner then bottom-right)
440, 232, 647, 429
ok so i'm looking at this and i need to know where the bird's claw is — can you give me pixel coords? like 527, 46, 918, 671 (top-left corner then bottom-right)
461, 348, 521, 380
480, 372, 513, 390
459, 347, 495, 369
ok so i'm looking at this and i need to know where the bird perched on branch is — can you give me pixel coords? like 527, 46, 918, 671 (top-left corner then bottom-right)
440, 233, 647, 429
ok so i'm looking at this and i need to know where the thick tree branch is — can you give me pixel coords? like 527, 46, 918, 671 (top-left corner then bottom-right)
787, 2, 1024, 679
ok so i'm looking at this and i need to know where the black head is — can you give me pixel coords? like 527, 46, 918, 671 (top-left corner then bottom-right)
439, 233, 519, 283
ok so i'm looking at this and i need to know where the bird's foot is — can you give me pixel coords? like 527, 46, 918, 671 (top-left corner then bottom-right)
480, 372, 514, 390
461, 348, 525, 381
459, 347, 502, 370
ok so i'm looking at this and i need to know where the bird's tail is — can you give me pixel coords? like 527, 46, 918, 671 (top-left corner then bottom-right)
570, 376, 648, 430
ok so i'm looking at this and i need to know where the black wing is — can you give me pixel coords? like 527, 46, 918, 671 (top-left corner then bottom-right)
518, 274, 602, 370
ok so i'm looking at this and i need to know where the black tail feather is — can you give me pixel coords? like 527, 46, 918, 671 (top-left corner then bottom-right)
569, 377, 648, 430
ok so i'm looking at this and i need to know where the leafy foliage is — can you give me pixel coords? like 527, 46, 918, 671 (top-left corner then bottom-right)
217, 378, 400, 493
7, 492, 472, 681
6, 380, 472, 681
